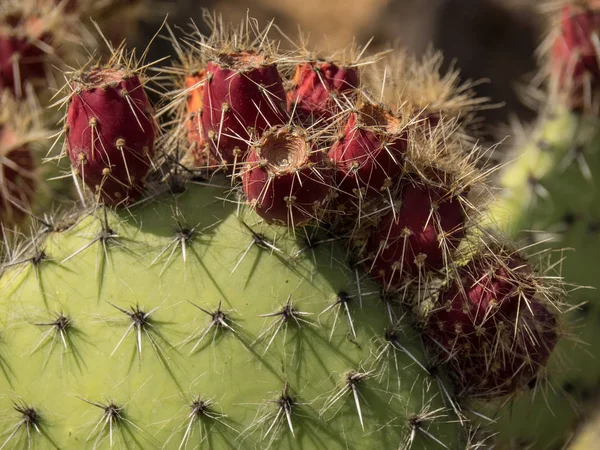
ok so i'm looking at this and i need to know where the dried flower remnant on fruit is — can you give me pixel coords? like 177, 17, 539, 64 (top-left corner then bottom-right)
242, 125, 332, 227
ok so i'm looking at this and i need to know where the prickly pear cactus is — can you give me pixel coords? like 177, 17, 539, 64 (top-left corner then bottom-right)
483, 107, 599, 449
482, 2, 600, 447
0, 181, 465, 449
0, 6, 575, 449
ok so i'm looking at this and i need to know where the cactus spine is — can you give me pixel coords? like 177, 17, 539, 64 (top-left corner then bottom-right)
0, 182, 465, 449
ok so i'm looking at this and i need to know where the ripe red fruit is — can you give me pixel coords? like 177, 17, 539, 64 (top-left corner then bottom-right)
366, 182, 466, 287
242, 125, 332, 227
425, 250, 559, 397
0, 124, 35, 226
287, 61, 359, 122
183, 70, 217, 169
328, 103, 407, 205
65, 67, 157, 205
552, 4, 600, 108
201, 51, 286, 166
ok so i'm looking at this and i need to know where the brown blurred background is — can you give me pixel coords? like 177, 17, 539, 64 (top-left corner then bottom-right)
132, 0, 544, 138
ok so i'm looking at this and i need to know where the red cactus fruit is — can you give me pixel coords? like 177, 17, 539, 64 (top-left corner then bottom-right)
0, 14, 49, 97
183, 70, 217, 169
366, 181, 466, 287
65, 67, 157, 205
328, 103, 406, 206
201, 51, 286, 166
242, 125, 332, 227
552, 3, 600, 108
0, 124, 36, 226
425, 250, 559, 397
287, 60, 359, 122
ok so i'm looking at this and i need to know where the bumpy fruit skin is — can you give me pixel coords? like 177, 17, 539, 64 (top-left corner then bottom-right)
0, 16, 48, 96
425, 251, 558, 398
202, 52, 287, 165
242, 126, 332, 227
287, 61, 359, 122
66, 67, 156, 205
184, 70, 217, 168
0, 125, 35, 226
0, 182, 464, 450
366, 182, 466, 288
329, 104, 406, 204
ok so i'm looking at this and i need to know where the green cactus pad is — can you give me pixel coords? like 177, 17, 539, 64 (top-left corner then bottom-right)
0, 181, 464, 449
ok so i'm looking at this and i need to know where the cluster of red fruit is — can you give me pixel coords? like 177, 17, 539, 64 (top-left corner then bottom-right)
4, 1, 591, 399
56, 41, 560, 398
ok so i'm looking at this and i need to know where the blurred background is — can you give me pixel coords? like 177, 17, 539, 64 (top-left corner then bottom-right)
129, 0, 544, 140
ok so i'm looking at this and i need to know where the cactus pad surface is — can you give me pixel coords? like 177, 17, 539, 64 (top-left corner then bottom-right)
0, 181, 464, 449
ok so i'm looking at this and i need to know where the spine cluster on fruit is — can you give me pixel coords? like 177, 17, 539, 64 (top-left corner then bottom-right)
62, 50, 158, 205
0, 0, 148, 231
